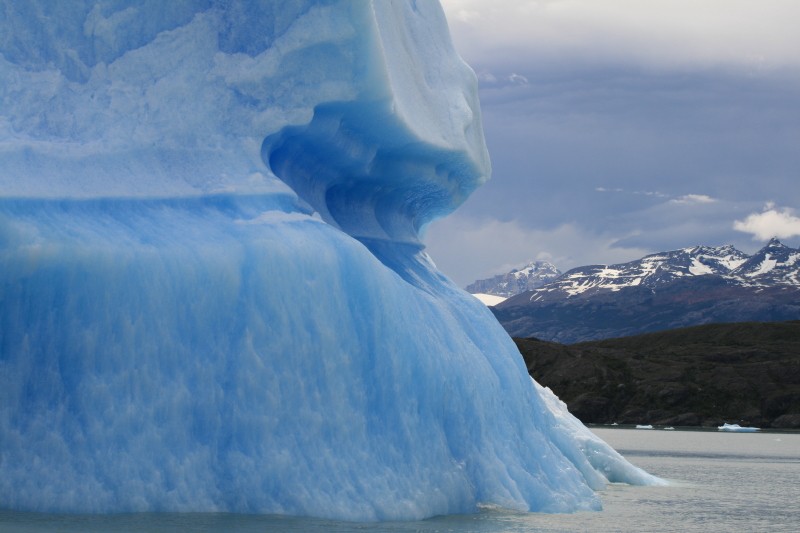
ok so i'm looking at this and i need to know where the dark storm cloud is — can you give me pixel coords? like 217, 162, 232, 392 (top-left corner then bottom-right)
471, 66, 800, 220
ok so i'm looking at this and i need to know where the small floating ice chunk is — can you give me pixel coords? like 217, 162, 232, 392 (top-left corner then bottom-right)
718, 423, 759, 432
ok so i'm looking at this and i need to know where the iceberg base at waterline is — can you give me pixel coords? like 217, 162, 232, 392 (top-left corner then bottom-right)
0, 0, 661, 521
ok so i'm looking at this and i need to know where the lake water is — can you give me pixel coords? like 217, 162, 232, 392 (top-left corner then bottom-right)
2, 427, 798, 532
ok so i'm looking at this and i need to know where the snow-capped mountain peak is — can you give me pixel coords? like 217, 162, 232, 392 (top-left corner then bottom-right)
528, 245, 751, 299
466, 260, 561, 298
474, 241, 799, 306
733, 238, 800, 285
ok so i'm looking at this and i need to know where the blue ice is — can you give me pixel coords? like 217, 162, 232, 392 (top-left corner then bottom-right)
0, 0, 660, 521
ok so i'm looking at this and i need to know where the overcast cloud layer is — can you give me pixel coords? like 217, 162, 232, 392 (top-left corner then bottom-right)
425, 0, 800, 287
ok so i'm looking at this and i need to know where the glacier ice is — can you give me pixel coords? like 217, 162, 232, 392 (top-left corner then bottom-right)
0, 0, 659, 521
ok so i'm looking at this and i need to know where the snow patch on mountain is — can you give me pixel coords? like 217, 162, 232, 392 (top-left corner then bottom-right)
689, 258, 713, 275
746, 255, 778, 277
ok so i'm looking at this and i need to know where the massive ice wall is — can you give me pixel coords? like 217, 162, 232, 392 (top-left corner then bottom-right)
0, 0, 658, 521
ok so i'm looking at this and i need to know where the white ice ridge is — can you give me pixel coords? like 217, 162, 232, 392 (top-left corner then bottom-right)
0, 0, 658, 521
534, 382, 666, 487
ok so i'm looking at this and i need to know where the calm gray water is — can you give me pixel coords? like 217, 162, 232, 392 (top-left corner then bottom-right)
2, 428, 798, 532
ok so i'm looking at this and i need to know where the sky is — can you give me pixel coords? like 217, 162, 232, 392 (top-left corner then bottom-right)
425, 0, 800, 287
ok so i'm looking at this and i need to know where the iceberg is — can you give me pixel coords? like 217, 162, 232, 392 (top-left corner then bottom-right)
0, 0, 658, 521
718, 423, 760, 433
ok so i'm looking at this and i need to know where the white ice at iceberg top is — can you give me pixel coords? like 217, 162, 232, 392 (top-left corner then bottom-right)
0, 0, 659, 521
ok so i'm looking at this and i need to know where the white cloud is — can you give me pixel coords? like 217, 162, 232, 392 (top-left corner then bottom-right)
477, 71, 497, 83
450, 7, 481, 23
638, 191, 668, 198
670, 194, 717, 205
594, 187, 686, 200
733, 205, 800, 240
440, 0, 800, 72
507, 73, 529, 85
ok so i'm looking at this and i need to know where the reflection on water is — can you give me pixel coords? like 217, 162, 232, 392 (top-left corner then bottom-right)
2, 428, 798, 532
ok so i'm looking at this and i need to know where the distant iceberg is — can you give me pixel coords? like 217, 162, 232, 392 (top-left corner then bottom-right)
0, 0, 659, 521
718, 423, 760, 433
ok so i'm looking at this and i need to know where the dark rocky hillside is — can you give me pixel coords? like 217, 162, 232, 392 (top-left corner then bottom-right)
515, 321, 800, 429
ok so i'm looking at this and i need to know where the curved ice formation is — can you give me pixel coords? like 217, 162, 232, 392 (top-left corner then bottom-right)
0, 0, 657, 521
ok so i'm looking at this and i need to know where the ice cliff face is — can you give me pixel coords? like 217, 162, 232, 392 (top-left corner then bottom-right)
0, 0, 657, 521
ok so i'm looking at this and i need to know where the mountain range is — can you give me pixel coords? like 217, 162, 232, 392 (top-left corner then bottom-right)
465, 260, 561, 298
471, 239, 800, 343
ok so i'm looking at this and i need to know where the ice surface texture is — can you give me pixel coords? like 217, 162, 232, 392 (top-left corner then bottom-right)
0, 0, 656, 520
